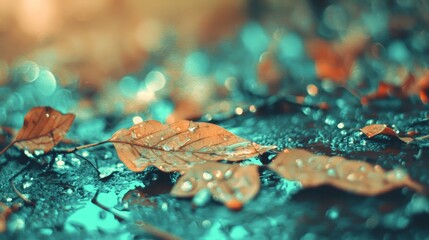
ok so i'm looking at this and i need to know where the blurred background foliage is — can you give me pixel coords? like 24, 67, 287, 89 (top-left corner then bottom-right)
0, 0, 429, 127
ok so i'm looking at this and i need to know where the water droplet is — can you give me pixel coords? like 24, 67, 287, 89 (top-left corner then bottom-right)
193, 189, 211, 207
82, 151, 90, 157
24, 150, 34, 158
181, 180, 194, 192
327, 168, 337, 177
295, 159, 304, 168
202, 171, 213, 181
235, 107, 244, 115
162, 145, 171, 151
131, 131, 137, 139
224, 169, 233, 179
337, 122, 344, 129
45, 113, 50, 117
161, 202, 168, 211
23, 181, 32, 189
249, 105, 257, 113
326, 207, 340, 219
66, 189, 73, 195
346, 173, 358, 181
34, 149, 44, 156
188, 124, 198, 132
177, 127, 182, 131
6, 197, 12, 202
393, 169, 406, 180
214, 170, 222, 178
161, 137, 164, 140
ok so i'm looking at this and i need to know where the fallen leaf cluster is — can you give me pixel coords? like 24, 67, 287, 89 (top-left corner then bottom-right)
0, 107, 427, 222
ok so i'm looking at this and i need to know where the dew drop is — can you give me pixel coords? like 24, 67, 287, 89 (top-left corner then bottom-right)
45, 113, 50, 117
131, 131, 137, 139
202, 171, 213, 181
295, 159, 304, 168
224, 169, 233, 179
181, 180, 194, 192
24, 150, 34, 158
34, 149, 44, 156
393, 169, 406, 180
23, 181, 32, 189
327, 168, 337, 177
214, 170, 222, 178
193, 189, 211, 207
346, 173, 358, 181
188, 125, 198, 132
326, 207, 340, 220
162, 145, 171, 151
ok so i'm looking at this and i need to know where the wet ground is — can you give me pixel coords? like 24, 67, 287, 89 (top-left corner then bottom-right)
1, 87, 429, 239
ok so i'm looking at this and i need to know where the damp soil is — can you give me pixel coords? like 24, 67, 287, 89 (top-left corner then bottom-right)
1, 90, 429, 239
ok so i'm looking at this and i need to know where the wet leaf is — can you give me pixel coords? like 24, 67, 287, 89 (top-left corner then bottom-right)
0, 107, 75, 155
110, 120, 275, 172
360, 124, 413, 143
307, 29, 367, 83
170, 162, 260, 210
269, 149, 425, 196
0, 203, 20, 233
361, 68, 429, 104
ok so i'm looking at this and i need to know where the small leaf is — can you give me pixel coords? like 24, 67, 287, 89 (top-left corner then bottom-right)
269, 149, 425, 196
0, 107, 75, 155
0, 203, 20, 233
360, 124, 413, 143
170, 162, 260, 209
110, 120, 275, 172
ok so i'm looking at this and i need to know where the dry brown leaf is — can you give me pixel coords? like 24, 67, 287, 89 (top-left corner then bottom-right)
0, 106, 75, 155
170, 162, 260, 210
269, 149, 425, 196
110, 120, 275, 172
360, 124, 414, 144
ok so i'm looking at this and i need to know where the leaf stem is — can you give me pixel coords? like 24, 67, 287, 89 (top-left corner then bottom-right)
415, 134, 429, 141
0, 141, 15, 156
55, 140, 111, 154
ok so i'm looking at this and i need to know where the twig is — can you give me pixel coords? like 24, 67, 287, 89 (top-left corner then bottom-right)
73, 152, 100, 175
9, 162, 35, 206
415, 134, 429, 141
0, 141, 14, 155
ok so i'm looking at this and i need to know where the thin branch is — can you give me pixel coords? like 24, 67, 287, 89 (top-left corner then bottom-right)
55, 140, 111, 154
73, 152, 100, 175
0, 141, 15, 155
415, 134, 429, 141
9, 162, 35, 206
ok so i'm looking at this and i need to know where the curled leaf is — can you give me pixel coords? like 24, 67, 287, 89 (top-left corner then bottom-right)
360, 124, 413, 143
269, 149, 425, 196
110, 120, 275, 172
170, 162, 260, 210
0, 107, 75, 155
